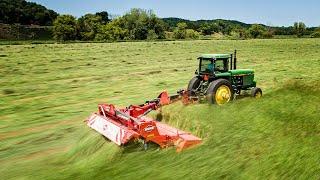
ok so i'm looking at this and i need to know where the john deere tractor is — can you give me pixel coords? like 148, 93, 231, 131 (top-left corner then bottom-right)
187, 50, 262, 105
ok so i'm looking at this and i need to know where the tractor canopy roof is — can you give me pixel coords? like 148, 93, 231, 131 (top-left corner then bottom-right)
199, 54, 231, 59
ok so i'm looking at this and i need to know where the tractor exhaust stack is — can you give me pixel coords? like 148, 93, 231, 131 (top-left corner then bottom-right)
234, 49, 237, 69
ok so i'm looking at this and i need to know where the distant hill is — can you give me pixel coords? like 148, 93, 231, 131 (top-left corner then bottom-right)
0, 0, 58, 26
162, 17, 252, 30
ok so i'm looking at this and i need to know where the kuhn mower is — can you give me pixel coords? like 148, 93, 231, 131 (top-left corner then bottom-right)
86, 91, 201, 152
86, 50, 261, 151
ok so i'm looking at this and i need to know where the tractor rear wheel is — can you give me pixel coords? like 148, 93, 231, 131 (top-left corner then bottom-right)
187, 77, 201, 94
251, 87, 262, 98
207, 79, 234, 105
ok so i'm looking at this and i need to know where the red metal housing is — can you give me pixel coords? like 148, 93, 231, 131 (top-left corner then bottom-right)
86, 91, 201, 151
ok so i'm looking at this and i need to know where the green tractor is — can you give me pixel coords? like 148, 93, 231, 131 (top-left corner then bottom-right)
187, 50, 262, 105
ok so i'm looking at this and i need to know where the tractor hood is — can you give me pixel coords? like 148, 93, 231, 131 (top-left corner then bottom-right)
229, 69, 254, 75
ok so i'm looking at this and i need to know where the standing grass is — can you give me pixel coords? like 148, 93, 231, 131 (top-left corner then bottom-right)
0, 39, 319, 179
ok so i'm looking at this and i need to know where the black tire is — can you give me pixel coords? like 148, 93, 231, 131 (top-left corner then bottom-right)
206, 79, 234, 105
251, 87, 262, 98
187, 77, 201, 92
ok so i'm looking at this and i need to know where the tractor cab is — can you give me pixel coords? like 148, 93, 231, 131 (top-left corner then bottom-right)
197, 54, 232, 75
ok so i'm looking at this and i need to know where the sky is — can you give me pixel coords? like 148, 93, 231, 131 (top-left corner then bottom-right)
29, 0, 320, 27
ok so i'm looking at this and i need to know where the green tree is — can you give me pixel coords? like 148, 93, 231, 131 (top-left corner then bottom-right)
95, 11, 110, 24
236, 28, 250, 39
78, 14, 103, 40
262, 28, 274, 38
147, 13, 166, 39
248, 24, 266, 38
199, 22, 219, 35
293, 22, 306, 37
119, 8, 165, 40
173, 22, 187, 39
216, 21, 232, 35
0, 0, 58, 25
53, 15, 77, 41
95, 9, 165, 41
186, 29, 200, 39
95, 18, 128, 41
311, 27, 320, 38
199, 23, 212, 35
121, 9, 151, 40
147, 30, 158, 40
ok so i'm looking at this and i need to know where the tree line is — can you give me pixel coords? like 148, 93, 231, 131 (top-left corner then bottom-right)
1, 0, 320, 40
53, 9, 320, 41
53, 9, 167, 41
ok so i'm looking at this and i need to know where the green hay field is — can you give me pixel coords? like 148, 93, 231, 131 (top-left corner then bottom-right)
1, 39, 320, 179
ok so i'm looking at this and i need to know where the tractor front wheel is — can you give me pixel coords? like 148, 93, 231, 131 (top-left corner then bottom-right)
251, 87, 262, 98
207, 79, 234, 105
